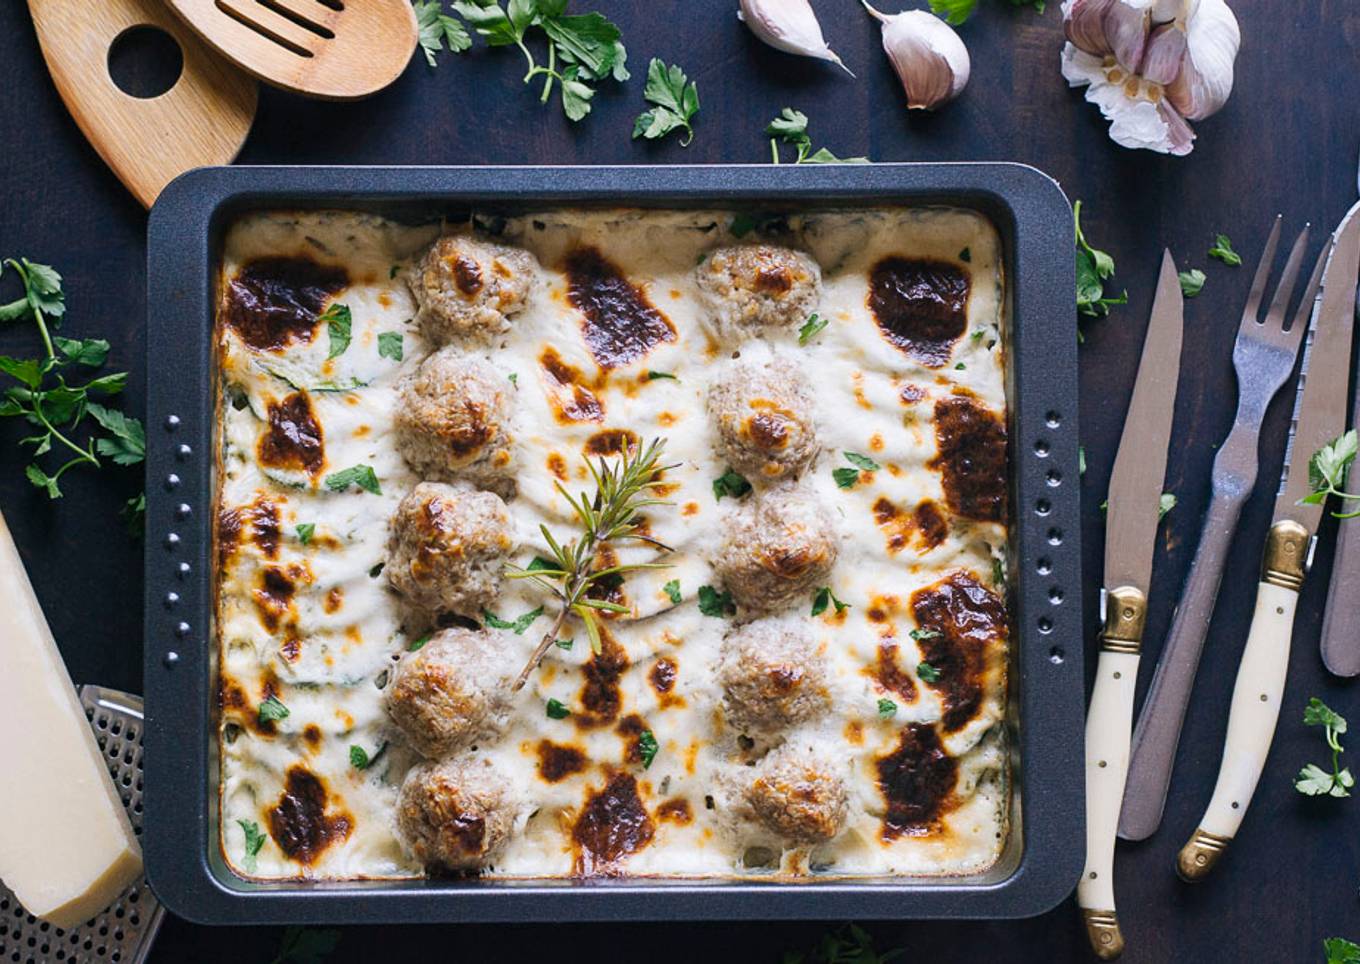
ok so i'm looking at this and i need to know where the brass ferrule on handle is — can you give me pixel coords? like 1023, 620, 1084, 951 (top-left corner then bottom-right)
1176, 827, 1232, 882
1100, 586, 1147, 655
1261, 520, 1310, 590
1081, 909, 1125, 960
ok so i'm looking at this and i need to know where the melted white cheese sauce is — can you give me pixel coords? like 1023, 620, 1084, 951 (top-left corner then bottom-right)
217, 207, 1011, 880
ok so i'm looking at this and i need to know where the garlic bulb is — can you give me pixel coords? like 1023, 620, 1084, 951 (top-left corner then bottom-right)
862, 3, 970, 110
1061, 0, 1239, 156
738, 0, 852, 74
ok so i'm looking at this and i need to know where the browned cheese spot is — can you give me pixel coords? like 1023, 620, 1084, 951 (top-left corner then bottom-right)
302, 724, 322, 748
930, 396, 1008, 523
536, 740, 588, 783
868, 257, 969, 367
246, 497, 282, 559
565, 248, 676, 369
648, 657, 677, 695
224, 256, 348, 351
899, 383, 926, 405
911, 570, 1007, 733
267, 766, 353, 864
576, 629, 630, 729
571, 772, 655, 876
258, 392, 325, 478
540, 346, 604, 423
872, 643, 918, 703
547, 452, 568, 480
218, 506, 243, 570
872, 498, 948, 555
657, 798, 693, 825
584, 428, 641, 457
876, 722, 959, 839
324, 586, 343, 614
615, 713, 651, 766
253, 564, 306, 633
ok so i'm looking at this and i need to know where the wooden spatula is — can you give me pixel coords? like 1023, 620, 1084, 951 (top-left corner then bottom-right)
29, 0, 257, 209
163, 0, 419, 101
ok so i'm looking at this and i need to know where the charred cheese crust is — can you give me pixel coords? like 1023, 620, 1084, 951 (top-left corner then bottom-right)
215, 208, 1011, 880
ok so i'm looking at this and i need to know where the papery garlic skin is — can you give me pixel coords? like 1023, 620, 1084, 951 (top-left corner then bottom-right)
862, 3, 970, 110
738, 0, 852, 74
1060, 0, 1238, 156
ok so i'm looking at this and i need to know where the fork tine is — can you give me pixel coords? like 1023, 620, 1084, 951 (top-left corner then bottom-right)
1261, 224, 1311, 329
1283, 238, 1331, 349
1242, 215, 1283, 324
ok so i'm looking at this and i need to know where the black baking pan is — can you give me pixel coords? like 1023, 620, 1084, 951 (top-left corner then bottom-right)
143, 163, 1084, 924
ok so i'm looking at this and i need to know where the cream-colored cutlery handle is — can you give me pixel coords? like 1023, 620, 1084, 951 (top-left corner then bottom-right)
1177, 580, 1297, 882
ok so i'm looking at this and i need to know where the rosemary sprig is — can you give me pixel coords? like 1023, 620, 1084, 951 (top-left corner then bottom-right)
508, 437, 675, 689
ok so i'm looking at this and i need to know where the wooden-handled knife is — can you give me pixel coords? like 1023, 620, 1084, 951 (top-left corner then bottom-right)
1076, 251, 1184, 960
1178, 200, 1360, 881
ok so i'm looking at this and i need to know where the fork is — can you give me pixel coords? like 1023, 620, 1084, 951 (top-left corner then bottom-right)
1117, 217, 1323, 841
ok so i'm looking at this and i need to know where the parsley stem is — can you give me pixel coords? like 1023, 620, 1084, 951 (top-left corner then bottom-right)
769, 138, 780, 164
516, 36, 537, 82
540, 40, 556, 102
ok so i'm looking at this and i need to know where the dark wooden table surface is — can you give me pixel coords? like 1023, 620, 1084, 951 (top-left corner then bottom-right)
2, 1, 1357, 961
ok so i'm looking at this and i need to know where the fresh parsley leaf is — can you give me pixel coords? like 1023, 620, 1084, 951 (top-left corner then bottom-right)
377, 331, 404, 361
1079, 445, 1087, 477
349, 745, 371, 770
798, 313, 829, 345
909, 628, 942, 641
1305, 697, 1348, 733
1208, 233, 1242, 266
408, 634, 431, 652
559, 65, 595, 121
238, 819, 266, 873
24, 463, 60, 498
508, 372, 519, 386
12, 259, 65, 319
555, 637, 574, 650
633, 58, 699, 146
877, 697, 898, 719
546, 697, 571, 719
1159, 492, 1177, 520
1178, 268, 1206, 298
527, 555, 560, 572
88, 403, 146, 465
1324, 938, 1360, 964
324, 464, 381, 495
1302, 430, 1360, 518
638, 729, 659, 768
320, 303, 352, 360
845, 452, 881, 472
53, 335, 109, 367
930, 0, 977, 24
1295, 762, 1348, 798
663, 579, 682, 604
917, 661, 941, 683
483, 606, 544, 634
296, 523, 315, 545
646, 370, 677, 381
697, 584, 735, 617
122, 491, 146, 537
766, 108, 868, 165
0, 355, 43, 388
811, 586, 850, 616
452, 0, 521, 46
414, 0, 471, 66
1074, 200, 1127, 325
992, 557, 1005, 585
258, 695, 289, 724
955, 362, 966, 370
1295, 697, 1351, 798
270, 926, 341, 964
835, 451, 878, 489
712, 467, 752, 501
832, 467, 862, 489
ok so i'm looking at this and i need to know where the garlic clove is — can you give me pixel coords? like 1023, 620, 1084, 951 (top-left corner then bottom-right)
1165, 0, 1239, 120
1156, 100, 1196, 155
862, 3, 970, 110
1103, 0, 1151, 72
1140, 21, 1186, 86
738, 0, 853, 75
1062, 0, 1116, 57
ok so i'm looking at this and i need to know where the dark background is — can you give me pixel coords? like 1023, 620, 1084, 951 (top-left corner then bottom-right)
1, 1, 1358, 961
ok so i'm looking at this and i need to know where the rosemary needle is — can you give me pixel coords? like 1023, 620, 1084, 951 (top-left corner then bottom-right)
508, 437, 675, 689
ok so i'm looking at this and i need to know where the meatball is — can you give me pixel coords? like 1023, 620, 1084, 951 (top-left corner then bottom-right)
717, 617, 830, 734
409, 235, 536, 347
713, 486, 839, 616
696, 244, 821, 338
396, 756, 519, 872
387, 482, 513, 617
385, 627, 511, 758
707, 358, 819, 481
394, 347, 515, 494
745, 744, 848, 844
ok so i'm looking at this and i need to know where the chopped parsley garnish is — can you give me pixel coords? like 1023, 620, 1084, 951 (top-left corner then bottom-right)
663, 579, 682, 604
1178, 269, 1206, 298
320, 303, 352, 359
712, 467, 752, 501
508, 372, 519, 386
349, 745, 372, 770
798, 313, 829, 345
555, 638, 574, 650
834, 451, 880, 489
729, 213, 756, 238
877, 697, 898, 720
546, 698, 571, 720
324, 464, 381, 495
646, 370, 677, 381
414, 0, 471, 66
832, 467, 861, 489
237, 819, 266, 873
295, 523, 315, 545
527, 555, 562, 572
408, 634, 431, 652
971, 327, 986, 340
697, 584, 735, 617
483, 606, 545, 634
632, 58, 699, 146
959, 247, 971, 262
258, 695, 289, 724
1159, 493, 1177, 520
811, 586, 849, 617
638, 729, 659, 768
954, 362, 966, 370
766, 107, 868, 165
1074, 200, 1128, 326
377, 331, 404, 361
1208, 233, 1242, 266
1301, 430, 1360, 519
909, 628, 941, 641
992, 557, 1005, 585
917, 661, 941, 683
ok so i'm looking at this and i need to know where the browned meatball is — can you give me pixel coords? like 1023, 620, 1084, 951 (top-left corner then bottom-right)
394, 347, 515, 495
745, 745, 848, 844
386, 482, 512, 617
396, 756, 519, 872
696, 244, 821, 338
712, 486, 838, 616
385, 627, 511, 758
707, 357, 819, 482
409, 235, 536, 347
717, 617, 830, 734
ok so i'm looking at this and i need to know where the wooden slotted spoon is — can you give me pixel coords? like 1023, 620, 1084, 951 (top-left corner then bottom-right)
163, 0, 419, 100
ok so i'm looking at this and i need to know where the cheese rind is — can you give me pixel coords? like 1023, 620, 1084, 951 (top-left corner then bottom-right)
0, 511, 142, 928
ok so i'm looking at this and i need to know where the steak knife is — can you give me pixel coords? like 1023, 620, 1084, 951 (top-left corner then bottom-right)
1077, 250, 1184, 960
1178, 200, 1360, 881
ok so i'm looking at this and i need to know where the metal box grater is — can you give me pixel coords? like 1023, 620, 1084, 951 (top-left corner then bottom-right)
0, 686, 165, 964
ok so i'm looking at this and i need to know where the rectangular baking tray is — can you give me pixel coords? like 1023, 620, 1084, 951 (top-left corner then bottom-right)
143, 163, 1084, 924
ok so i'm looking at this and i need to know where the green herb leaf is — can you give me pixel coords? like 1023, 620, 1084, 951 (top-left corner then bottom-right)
917, 661, 941, 683
527, 555, 560, 572
811, 586, 849, 616
349, 745, 371, 770
697, 584, 735, 618
844, 452, 880, 472
766, 107, 867, 165
663, 578, 682, 604
88, 403, 146, 465
546, 697, 571, 719
0, 355, 43, 388
929, 0, 978, 24
555, 637, 574, 650
832, 466, 862, 489
1178, 268, 1206, 298
877, 697, 898, 720
1304, 697, 1348, 734
1208, 233, 1242, 266
1159, 492, 1177, 520
24, 463, 60, 499
452, 0, 521, 45
483, 606, 544, 634
1325, 939, 1360, 964
320, 303, 352, 360
954, 362, 966, 370
324, 464, 381, 495
729, 213, 756, 238
638, 729, 659, 768
909, 628, 942, 641
1296, 762, 1345, 797
408, 634, 431, 652
959, 247, 971, 263
1074, 200, 1127, 322
238, 819, 266, 873
270, 926, 341, 964
1304, 430, 1360, 517
1295, 696, 1351, 798
414, 0, 471, 66
53, 336, 109, 367
377, 331, 404, 361
632, 58, 699, 146
712, 467, 752, 501
646, 370, 677, 381
258, 695, 289, 724
559, 65, 596, 121
799, 313, 829, 345
1079, 445, 1087, 477
296, 523, 315, 545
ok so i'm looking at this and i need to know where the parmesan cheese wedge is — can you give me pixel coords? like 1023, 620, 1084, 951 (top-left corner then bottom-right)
0, 509, 142, 928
